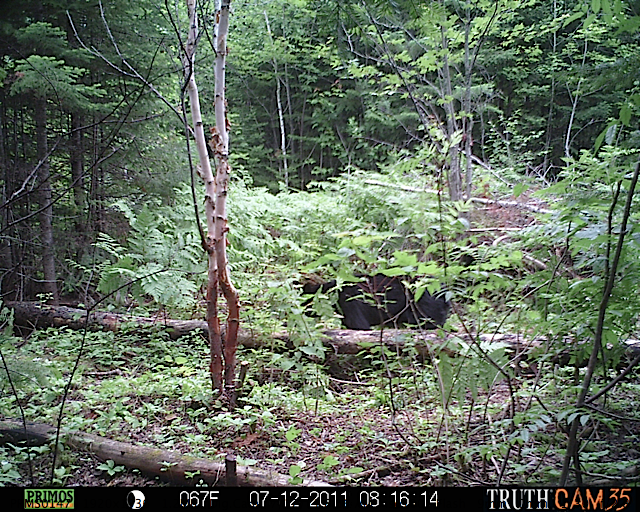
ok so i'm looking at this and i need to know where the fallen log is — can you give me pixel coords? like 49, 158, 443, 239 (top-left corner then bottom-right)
16, 302, 592, 368
13, 302, 638, 376
8, 301, 212, 342
6, 301, 454, 356
0, 419, 329, 487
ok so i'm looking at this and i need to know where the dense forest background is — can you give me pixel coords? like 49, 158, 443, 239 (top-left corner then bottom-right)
2, 0, 638, 305
1, 0, 640, 489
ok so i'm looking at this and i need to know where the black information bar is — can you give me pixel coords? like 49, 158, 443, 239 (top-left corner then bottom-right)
4, 486, 637, 511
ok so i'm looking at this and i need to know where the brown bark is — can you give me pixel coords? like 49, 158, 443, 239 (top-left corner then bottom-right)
34, 97, 59, 304
0, 419, 329, 487
69, 112, 87, 258
212, 0, 240, 400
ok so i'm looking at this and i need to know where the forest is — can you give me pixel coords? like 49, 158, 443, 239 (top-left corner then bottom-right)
1, 0, 640, 491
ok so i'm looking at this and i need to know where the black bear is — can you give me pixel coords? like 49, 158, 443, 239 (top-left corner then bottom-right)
303, 274, 449, 330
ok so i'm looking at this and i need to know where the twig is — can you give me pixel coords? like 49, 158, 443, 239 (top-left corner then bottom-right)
363, 179, 554, 214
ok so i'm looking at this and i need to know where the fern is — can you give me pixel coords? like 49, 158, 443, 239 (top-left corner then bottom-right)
1, 301, 55, 394
95, 193, 206, 310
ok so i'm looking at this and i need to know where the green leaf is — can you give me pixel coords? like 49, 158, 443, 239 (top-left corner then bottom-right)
289, 465, 302, 477
513, 183, 529, 198
564, 11, 585, 27
582, 14, 597, 29
380, 267, 407, 277
619, 103, 631, 126
286, 426, 301, 441
391, 251, 417, 267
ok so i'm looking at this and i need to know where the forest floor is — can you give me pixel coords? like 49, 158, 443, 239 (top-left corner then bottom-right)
14, 356, 640, 488
7, 198, 640, 488
16, 376, 519, 487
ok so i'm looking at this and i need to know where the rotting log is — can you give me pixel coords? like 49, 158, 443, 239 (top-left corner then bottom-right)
7, 302, 457, 355
9, 302, 637, 369
0, 419, 329, 487
8, 301, 213, 342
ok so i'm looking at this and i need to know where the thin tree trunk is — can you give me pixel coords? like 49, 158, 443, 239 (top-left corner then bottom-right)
564, 78, 582, 160
34, 97, 59, 304
564, 37, 588, 160
69, 113, 87, 260
264, 10, 288, 188
183, 0, 223, 393
184, 0, 239, 398
440, 27, 461, 201
542, 0, 558, 173
213, 0, 240, 399
463, 9, 473, 200
0, 103, 14, 298
560, 160, 640, 485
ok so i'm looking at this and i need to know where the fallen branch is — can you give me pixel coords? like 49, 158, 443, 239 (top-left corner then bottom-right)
8, 301, 212, 341
363, 179, 553, 214
0, 419, 329, 487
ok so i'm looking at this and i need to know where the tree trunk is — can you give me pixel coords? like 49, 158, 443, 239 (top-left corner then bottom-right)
462, 7, 474, 200
560, 160, 640, 485
564, 37, 588, 160
0, 108, 14, 298
439, 26, 462, 201
183, 0, 240, 398
264, 10, 288, 187
212, 0, 240, 400
542, 0, 558, 173
183, 0, 222, 392
69, 113, 87, 260
34, 97, 59, 304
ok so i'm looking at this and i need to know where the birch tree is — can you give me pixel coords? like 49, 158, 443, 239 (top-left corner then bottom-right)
182, 0, 239, 398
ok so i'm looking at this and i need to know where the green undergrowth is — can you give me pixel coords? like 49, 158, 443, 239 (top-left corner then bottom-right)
4, 321, 638, 487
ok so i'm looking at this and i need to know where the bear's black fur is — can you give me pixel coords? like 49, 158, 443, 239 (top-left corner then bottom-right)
303, 274, 449, 330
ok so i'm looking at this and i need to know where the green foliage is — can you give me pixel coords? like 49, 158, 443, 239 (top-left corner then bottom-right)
94, 191, 205, 310
96, 460, 126, 477
437, 338, 510, 405
11, 55, 105, 107
1, 302, 57, 393
522, 147, 640, 341
0, 447, 22, 485
2, 0, 640, 489
10, 21, 104, 109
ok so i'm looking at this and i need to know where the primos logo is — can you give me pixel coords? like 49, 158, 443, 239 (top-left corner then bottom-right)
24, 489, 75, 509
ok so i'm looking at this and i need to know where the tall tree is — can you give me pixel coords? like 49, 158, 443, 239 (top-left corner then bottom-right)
181, 0, 239, 397
9, 22, 103, 302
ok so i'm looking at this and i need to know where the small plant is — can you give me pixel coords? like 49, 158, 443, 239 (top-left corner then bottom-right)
288, 464, 303, 485
316, 455, 340, 473
52, 466, 74, 485
0, 447, 22, 485
284, 426, 302, 455
97, 460, 126, 477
